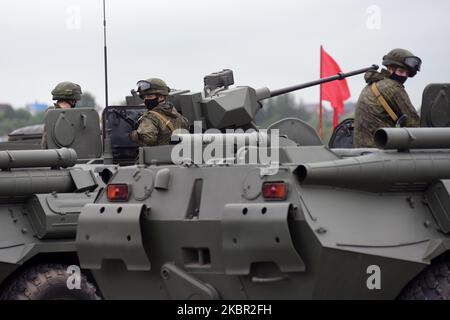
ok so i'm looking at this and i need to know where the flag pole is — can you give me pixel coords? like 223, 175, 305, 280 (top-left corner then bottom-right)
319, 45, 323, 139
333, 104, 338, 128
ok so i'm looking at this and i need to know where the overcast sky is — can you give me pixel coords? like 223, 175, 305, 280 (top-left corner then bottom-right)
1, 0, 449, 110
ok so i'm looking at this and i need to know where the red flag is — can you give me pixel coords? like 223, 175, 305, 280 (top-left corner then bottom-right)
320, 46, 351, 129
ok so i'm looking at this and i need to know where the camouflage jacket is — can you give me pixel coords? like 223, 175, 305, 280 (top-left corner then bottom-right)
135, 102, 189, 146
40, 103, 61, 149
353, 69, 420, 148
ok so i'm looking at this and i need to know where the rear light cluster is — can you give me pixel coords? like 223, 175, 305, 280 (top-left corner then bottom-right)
106, 182, 286, 201
107, 184, 129, 202
262, 182, 287, 200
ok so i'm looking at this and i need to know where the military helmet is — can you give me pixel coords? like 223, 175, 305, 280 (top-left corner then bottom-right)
382, 48, 422, 77
51, 81, 82, 101
136, 78, 170, 98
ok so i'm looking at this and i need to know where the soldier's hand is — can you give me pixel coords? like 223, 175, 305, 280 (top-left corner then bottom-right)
395, 114, 408, 128
129, 130, 139, 142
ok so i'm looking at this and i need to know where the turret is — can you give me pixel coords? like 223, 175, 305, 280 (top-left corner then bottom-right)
110, 65, 378, 164
126, 65, 379, 131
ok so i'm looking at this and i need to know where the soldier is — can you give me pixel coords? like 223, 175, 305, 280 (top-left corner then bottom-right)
129, 78, 189, 146
41, 81, 82, 149
353, 48, 422, 148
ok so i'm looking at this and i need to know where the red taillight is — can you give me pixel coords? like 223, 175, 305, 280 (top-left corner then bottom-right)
107, 184, 129, 202
262, 182, 287, 200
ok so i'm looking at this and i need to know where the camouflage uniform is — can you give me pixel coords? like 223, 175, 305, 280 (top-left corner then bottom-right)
134, 101, 189, 146
129, 77, 189, 146
353, 71, 420, 148
40, 104, 62, 149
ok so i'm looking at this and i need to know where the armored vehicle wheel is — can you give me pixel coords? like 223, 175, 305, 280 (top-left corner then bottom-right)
0, 263, 101, 300
399, 260, 450, 300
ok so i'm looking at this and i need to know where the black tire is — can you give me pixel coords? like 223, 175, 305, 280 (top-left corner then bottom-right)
0, 263, 101, 300
399, 260, 450, 300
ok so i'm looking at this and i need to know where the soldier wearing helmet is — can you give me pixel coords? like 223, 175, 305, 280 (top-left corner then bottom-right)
129, 78, 189, 146
41, 81, 82, 149
353, 48, 421, 148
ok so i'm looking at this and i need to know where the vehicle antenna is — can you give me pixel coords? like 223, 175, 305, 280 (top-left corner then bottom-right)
103, 0, 109, 108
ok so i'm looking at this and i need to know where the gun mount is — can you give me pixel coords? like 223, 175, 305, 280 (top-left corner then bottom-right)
123, 65, 378, 132
101, 65, 377, 164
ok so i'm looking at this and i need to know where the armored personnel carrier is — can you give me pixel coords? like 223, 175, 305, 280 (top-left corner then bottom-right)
0, 67, 449, 300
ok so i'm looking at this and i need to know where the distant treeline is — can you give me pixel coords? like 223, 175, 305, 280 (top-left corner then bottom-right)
0, 92, 354, 144
0, 108, 45, 138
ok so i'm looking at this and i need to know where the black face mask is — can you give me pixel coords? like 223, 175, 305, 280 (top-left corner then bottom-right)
144, 97, 159, 109
390, 73, 408, 85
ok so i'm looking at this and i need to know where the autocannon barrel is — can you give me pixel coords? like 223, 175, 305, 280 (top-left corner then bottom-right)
0, 148, 77, 170
295, 151, 450, 192
374, 128, 450, 150
264, 65, 379, 99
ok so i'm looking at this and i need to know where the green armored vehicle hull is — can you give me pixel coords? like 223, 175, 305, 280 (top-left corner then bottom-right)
0, 69, 449, 300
